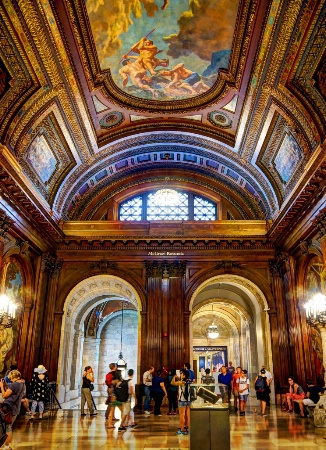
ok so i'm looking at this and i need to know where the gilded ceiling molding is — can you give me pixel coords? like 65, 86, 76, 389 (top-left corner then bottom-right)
239, 0, 317, 160
0, 3, 41, 141
285, 1, 326, 135
8, 0, 94, 159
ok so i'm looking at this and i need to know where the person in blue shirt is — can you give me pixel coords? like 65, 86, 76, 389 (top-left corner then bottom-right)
218, 365, 232, 403
183, 363, 195, 383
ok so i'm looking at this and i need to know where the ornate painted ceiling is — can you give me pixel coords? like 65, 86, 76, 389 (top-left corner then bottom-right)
0, 0, 325, 242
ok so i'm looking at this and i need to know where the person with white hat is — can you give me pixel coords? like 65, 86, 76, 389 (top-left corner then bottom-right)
30, 365, 49, 420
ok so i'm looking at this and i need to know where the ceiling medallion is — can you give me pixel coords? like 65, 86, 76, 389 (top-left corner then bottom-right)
99, 111, 124, 129
208, 111, 232, 128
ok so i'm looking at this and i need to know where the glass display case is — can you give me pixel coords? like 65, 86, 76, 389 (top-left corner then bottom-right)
190, 383, 230, 450
190, 383, 230, 409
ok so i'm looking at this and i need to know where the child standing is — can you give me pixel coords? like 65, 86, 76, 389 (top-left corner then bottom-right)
237, 369, 250, 416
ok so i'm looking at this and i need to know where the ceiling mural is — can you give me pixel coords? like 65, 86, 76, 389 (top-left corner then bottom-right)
86, 0, 239, 100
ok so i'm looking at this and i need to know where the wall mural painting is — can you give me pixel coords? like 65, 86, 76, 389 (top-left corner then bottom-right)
27, 135, 58, 185
305, 257, 325, 386
1, 262, 23, 373
86, 0, 239, 100
274, 133, 302, 183
0, 58, 11, 100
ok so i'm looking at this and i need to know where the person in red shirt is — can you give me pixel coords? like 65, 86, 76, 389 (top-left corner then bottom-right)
232, 366, 242, 412
105, 363, 118, 420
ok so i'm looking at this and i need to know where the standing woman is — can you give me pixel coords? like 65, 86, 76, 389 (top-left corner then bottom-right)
30, 364, 49, 420
167, 369, 178, 415
81, 366, 96, 416
172, 369, 191, 435
151, 370, 167, 416
0, 369, 25, 450
255, 368, 271, 416
237, 369, 250, 416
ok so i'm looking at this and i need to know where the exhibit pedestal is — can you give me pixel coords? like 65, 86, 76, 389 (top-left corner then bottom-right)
190, 404, 230, 450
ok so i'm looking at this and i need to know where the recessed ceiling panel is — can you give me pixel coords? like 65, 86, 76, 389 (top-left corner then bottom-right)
86, 0, 239, 101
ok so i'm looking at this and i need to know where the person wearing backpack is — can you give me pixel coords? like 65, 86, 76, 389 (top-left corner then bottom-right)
255, 368, 271, 416
151, 370, 167, 416
171, 369, 191, 435
118, 369, 137, 431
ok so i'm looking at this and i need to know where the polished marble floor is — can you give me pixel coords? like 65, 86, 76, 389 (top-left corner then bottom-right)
7, 405, 326, 450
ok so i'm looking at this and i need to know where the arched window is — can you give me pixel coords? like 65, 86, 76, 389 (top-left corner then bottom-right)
119, 191, 217, 221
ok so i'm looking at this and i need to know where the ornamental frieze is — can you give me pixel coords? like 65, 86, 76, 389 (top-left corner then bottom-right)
145, 260, 186, 278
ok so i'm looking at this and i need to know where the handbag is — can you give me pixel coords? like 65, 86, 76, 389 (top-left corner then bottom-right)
0, 403, 13, 424
233, 389, 239, 396
89, 383, 94, 392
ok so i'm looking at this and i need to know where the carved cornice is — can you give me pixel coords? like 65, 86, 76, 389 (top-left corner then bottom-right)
0, 209, 14, 239
90, 260, 118, 273
145, 260, 186, 278
268, 158, 326, 243
57, 237, 275, 252
41, 253, 63, 277
0, 158, 63, 241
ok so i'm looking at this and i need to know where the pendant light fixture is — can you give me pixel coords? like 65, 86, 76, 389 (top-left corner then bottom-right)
207, 305, 219, 339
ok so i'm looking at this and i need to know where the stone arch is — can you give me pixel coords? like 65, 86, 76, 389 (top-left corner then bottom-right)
189, 274, 273, 386
56, 274, 142, 408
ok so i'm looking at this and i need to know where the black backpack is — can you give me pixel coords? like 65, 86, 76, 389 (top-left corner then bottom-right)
115, 379, 131, 402
255, 375, 265, 392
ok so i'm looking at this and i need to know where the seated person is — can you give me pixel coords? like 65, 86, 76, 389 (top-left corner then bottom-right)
294, 379, 320, 417
286, 376, 305, 413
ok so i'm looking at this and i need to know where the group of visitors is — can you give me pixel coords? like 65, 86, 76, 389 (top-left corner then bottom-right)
142, 363, 195, 435
0, 363, 50, 449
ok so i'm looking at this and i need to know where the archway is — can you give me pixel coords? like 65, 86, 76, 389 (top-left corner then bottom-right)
57, 274, 142, 408
189, 274, 273, 396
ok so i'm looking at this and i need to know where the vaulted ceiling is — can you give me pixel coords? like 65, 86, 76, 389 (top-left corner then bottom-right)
0, 0, 325, 245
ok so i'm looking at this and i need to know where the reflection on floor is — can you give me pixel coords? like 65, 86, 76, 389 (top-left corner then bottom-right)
9, 406, 326, 449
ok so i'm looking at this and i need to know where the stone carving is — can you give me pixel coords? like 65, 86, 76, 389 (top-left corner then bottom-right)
145, 260, 186, 278
314, 209, 326, 237
299, 240, 311, 255
41, 253, 63, 277
215, 261, 242, 271
90, 260, 118, 272
15, 238, 29, 255
268, 252, 289, 277
0, 209, 13, 239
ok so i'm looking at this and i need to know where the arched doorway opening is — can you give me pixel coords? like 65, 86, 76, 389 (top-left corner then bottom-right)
189, 275, 273, 397
57, 274, 142, 409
